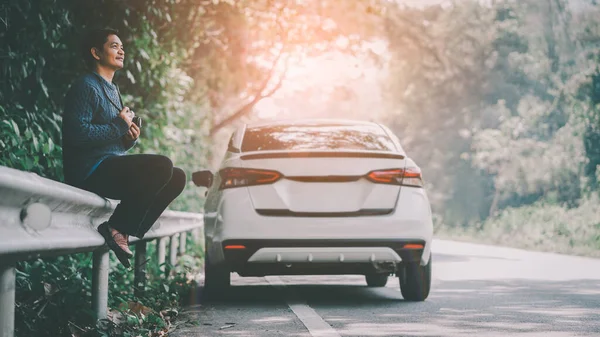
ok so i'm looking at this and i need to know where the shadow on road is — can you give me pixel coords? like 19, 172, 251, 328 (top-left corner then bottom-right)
176, 276, 600, 336
304, 278, 600, 336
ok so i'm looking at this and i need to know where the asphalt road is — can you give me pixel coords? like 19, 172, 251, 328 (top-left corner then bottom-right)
171, 239, 600, 337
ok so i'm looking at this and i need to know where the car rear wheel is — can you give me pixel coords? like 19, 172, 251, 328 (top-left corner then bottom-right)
365, 274, 389, 287
204, 246, 230, 292
399, 255, 431, 301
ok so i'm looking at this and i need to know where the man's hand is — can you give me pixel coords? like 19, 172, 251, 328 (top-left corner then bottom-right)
125, 123, 141, 141
119, 107, 134, 127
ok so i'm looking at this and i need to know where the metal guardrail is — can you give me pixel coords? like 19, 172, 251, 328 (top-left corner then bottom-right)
0, 166, 204, 337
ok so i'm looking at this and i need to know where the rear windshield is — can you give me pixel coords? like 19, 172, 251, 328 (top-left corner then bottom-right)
241, 124, 397, 152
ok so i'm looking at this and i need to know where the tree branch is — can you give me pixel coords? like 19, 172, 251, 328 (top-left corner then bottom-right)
261, 72, 285, 99
385, 5, 451, 69
207, 4, 291, 136
209, 45, 287, 136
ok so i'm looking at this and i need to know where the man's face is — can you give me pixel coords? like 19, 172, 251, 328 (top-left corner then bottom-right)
94, 34, 125, 70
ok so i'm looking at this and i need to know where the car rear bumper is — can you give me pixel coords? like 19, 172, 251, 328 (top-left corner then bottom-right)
219, 239, 426, 276
247, 247, 401, 263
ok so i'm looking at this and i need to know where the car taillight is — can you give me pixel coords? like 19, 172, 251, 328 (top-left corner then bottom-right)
219, 168, 282, 189
366, 168, 423, 188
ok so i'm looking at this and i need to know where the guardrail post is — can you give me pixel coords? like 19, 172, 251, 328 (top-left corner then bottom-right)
157, 238, 167, 273
0, 263, 16, 337
169, 234, 178, 269
92, 249, 109, 320
179, 232, 187, 255
192, 228, 201, 243
134, 242, 147, 298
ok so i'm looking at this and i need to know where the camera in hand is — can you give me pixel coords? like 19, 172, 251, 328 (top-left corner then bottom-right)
132, 116, 142, 128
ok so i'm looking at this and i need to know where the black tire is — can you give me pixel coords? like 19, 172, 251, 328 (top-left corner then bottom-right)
365, 274, 389, 287
204, 246, 230, 292
399, 255, 432, 301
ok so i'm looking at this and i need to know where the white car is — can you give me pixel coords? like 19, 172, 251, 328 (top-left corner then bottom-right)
193, 119, 434, 301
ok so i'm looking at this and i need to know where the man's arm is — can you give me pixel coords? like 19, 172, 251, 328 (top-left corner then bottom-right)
62, 82, 130, 148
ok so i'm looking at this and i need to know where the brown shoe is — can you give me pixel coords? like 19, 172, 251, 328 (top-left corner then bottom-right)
97, 222, 132, 268
111, 229, 133, 257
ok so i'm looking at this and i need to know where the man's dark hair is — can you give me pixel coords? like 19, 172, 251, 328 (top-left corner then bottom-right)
81, 28, 119, 69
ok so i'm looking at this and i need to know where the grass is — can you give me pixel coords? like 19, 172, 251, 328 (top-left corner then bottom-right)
435, 196, 600, 258
15, 236, 204, 337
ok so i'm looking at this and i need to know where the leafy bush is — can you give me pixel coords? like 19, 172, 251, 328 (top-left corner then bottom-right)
15, 254, 95, 336
435, 196, 600, 257
15, 237, 203, 337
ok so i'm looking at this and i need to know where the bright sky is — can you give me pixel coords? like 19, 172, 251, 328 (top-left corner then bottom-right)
254, 0, 449, 120
255, 49, 386, 120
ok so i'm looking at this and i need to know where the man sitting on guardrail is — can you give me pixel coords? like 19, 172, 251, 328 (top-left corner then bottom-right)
61, 28, 186, 267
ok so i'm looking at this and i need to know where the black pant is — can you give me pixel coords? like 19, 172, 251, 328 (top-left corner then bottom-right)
81, 154, 186, 238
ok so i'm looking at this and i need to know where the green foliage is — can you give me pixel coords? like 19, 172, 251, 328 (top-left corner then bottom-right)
436, 195, 600, 257
0, 0, 75, 180
471, 95, 585, 210
381, 0, 600, 227
581, 68, 600, 189
15, 255, 95, 336
382, 0, 500, 224
15, 239, 204, 337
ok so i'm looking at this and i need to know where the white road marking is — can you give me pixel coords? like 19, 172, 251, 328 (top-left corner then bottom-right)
266, 276, 341, 337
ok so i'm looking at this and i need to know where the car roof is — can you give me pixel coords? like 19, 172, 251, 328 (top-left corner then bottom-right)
244, 118, 380, 129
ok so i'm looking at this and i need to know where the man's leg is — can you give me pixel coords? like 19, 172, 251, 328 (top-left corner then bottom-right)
134, 167, 187, 238
81, 154, 176, 236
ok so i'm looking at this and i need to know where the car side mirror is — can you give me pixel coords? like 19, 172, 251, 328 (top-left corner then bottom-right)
192, 170, 213, 188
